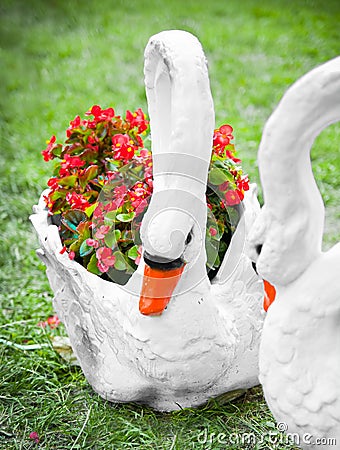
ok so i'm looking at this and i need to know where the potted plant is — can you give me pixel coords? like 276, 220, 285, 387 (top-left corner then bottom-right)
41, 104, 250, 284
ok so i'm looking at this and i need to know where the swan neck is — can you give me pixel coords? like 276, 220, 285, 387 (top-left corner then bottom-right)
260, 57, 340, 218
141, 31, 215, 263
144, 30, 215, 194
257, 57, 340, 283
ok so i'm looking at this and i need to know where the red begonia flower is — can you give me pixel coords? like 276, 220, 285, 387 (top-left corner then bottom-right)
41, 135, 56, 161
86, 238, 99, 249
65, 192, 91, 210
236, 189, 244, 201
47, 177, 59, 189
219, 181, 230, 192
126, 108, 149, 133
87, 105, 115, 122
224, 189, 241, 206
93, 205, 104, 220
61, 154, 86, 170
226, 150, 241, 163
95, 225, 111, 240
237, 175, 250, 192
66, 115, 82, 137
96, 247, 116, 273
213, 125, 233, 152
112, 134, 136, 161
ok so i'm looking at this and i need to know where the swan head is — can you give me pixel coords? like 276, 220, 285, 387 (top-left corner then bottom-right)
139, 188, 207, 316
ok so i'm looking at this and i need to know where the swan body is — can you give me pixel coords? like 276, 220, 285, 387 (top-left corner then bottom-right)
31, 30, 264, 411
249, 57, 340, 448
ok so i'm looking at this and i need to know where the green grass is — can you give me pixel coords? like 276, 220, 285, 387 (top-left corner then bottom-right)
0, 0, 339, 448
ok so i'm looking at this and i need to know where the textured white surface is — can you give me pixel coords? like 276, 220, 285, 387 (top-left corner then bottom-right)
30, 30, 265, 411
249, 57, 340, 448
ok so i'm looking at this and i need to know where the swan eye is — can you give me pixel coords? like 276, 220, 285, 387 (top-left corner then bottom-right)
185, 232, 192, 245
255, 244, 263, 256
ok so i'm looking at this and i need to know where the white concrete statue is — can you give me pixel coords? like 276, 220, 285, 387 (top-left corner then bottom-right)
248, 57, 340, 449
30, 30, 265, 411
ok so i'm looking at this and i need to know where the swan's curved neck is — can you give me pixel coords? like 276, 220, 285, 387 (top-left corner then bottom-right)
141, 31, 215, 267
258, 57, 340, 282
144, 30, 215, 197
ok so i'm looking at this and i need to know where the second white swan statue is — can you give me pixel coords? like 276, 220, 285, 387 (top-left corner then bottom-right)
30, 30, 264, 411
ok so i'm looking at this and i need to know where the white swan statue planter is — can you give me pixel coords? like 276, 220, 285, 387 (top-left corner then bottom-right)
30, 30, 265, 411
31, 31, 264, 410
248, 57, 340, 448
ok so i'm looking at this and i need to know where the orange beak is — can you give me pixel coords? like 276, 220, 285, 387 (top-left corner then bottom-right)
139, 263, 185, 316
263, 279, 276, 312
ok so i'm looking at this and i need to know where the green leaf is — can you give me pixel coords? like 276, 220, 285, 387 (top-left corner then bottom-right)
208, 167, 230, 185
105, 211, 117, 221
85, 202, 98, 218
76, 221, 91, 238
61, 210, 87, 232
51, 144, 62, 158
57, 175, 78, 187
79, 165, 98, 189
76, 148, 99, 163
50, 197, 67, 214
217, 221, 225, 236
127, 245, 139, 260
96, 123, 107, 140
121, 229, 133, 241
225, 143, 235, 153
69, 238, 82, 253
82, 190, 99, 203
104, 229, 121, 248
49, 189, 67, 201
114, 229, 121, 240
106, 160, 121, 171
116, 212, 135, 222
226, 207, 240, 226
113, 251, 127, 270
205, 238, 219, 269
104, 233, 115, 249
87, 253, 101, 275
79, 240, 94, 257
107, 267, 133, 285
206, 226, 221, 241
